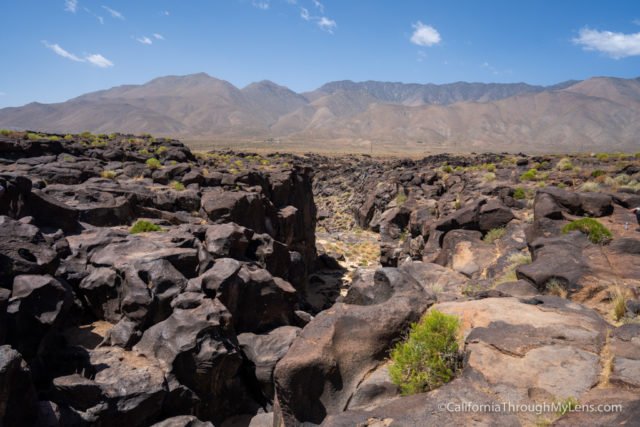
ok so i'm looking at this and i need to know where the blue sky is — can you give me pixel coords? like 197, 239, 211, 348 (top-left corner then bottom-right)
2, 0, 640, 107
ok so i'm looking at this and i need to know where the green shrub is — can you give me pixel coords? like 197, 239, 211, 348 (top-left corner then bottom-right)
483, 227, 506, 244
579, 181, 600, 192
26, 132, 41, 140
483, 172, 496, 182
520, 168, 538, 181
156, 146, 168, 154
442, 165, 453, 173
389, 310, 460, 395
595, 153, 609, 161
556, 157, 574, 171
80, 131, 93, 139
90, 139, 107, 148
562, 218, 612, 244
395, 189, 407, 205
170, 181, 185, 191
590, 169, 606, 178
100, 170, 116, 180
513, 187, 526, 200
545, 278, 567, 298
130, 220, 162, 234
483, 163, 496, 172
0, 129, 11, 136
146, 158, 161, 170
612, 288, 628, 322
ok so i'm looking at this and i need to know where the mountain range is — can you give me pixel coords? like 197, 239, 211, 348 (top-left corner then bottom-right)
1, 73, 640, 152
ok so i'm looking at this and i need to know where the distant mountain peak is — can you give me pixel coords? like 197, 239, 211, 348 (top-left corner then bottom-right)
1, 74, 640, 152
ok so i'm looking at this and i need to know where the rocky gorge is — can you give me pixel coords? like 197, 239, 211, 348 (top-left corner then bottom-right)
0, 130, 639, 426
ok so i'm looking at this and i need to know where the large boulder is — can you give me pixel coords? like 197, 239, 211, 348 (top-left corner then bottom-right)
238, 326, 301, 402
273, 268, 435, 425
134, 295, 247, 423
0, 216, 59, 287
53, 347, 167, 426
7, 275, 72, 359
193, 260, 297, 333
0, 345, 38, 427
516, 234, 589, 291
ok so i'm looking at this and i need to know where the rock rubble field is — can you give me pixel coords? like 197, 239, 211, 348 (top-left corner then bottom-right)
0, 130, 638, 426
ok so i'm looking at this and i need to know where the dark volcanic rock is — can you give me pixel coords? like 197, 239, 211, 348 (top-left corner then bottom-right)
0, 216, 59, 287
0, 345, 38, 427
273, 268, 435, 425
134, 296, 245, 422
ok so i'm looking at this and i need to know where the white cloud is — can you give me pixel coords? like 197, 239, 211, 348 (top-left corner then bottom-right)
86, 54, 114, 68
137, 36, 153, 45
312, 0, 324, 12
83, 7, 104, 24
285, 0, 297, 3
410, 21, 441, 47
43, 41, 113, 68
296, 5, 335, 34
252, 1, 270, 10
162, 10, 170, 16
573, 28, 640, 59
42, 41, 83, 62
153, 33, 164, 40
65, 0, 78, 13
102, 5, 124, 20
317, 16, 336, 34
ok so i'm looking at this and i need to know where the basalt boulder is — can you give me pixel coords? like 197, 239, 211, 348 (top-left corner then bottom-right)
273, 268, 435, 426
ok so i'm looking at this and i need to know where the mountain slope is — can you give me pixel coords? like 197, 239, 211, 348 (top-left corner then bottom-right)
1, 73, 639, 151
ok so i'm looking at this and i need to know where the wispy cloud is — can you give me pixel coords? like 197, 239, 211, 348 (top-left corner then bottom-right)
153, 33, 164, 40
43, 41, 113, 68
481, 61, 512, 75
297, 5, 336, 34
137, 36, 153, 45
102, 5, 124, 20
64, 0, 78, 13
312, 0, 324, 13
573, 28, 640, 59
42, 41, 83, 62
83, 7, 104, 24
410, 21, 441, 47
317, 17, 336, 34
252, 0, 270, 10
161, 10, 170, 16
86, 54, 114, 68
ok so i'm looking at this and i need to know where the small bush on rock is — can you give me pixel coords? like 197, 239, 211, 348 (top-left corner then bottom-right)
562, 218, 612, 244
130, 220, 162, 234
170, 181, 185, 191
100, 170, 116, 180
520, 168, 538, 181
513, 187, 526, 200
389, 310, 461, 395
146, 158, 161, 170
556, 157, 574, 171
483, 227, 506, 244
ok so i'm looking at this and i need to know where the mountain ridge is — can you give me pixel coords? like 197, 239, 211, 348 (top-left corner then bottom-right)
1, 73, 639, 152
